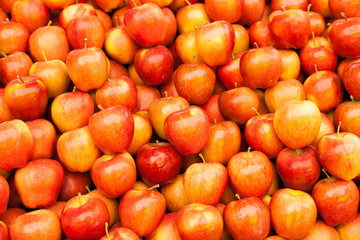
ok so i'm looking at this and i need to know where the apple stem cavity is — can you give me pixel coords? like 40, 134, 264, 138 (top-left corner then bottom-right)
148, 184, 160, 190
41, 50, 48, 62
337, 121, 342, 138
252, 107, 262, 119
17, 75, 24, 83
307, 4, 312, 13
322, 168, 331, 180
254, 42, 259, 48
185, 0, 191, 6
114, 16, 119, 27
235, 193, 241, 200
199, 153, 206, 163
84, 38, 88, 49
47, 20, 52, 27
0, 51, 6, 58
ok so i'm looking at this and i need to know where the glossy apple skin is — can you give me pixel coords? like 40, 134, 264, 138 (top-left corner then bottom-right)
41, 0, 75, 10
162, 7, 177, 46
57, 126, 102, 172
0, 221, 8, 240
278, 49, 301, 81
327, 17, 360, 58
309, 0, 333, 18
146, 212, 181, 240
0, 22, 29, 55
268, 9, 311, 49
329, 0, 360, 18
96, 76, 137, 112
334, 100, 360, 137
228, 150, 273, 198
160, 174, 190, 212
240, 47, 282, 89
164, 106, 210, 155
176, 203, 223, 240
217, 55, 244, 90
0, 119, 33, 171
25, 119, 56, 160
174, 63, 216, 105
93, 0, 124, 12
66, 47, 108, 92
29, 25, 70, 62
336, 213, 360, 240
4, 76, 48, 121
205, 0, 243, 23
309, 11, 326, 37
274, 99, 321, 149
218, 87, 260, 125
249, 20, 278, 48
0, 51, 33, 87
51, 91, 94, 133
88, 105, 134, 154
100, 227, 141, 240
239, 0, 265, 26
270, 188, 317, 239
175, 31, 203, 64
224, 197, 270, 240
124, 3, 165, 47
61, 195, 110, 240
128, 113, 153, 155
313, 113, 335, 146
0, 89, 14, 124
58, 170, 91, 202
136, 142, 181, 186
134, 45, 174, 86
183, 161, 228, 205
312, 177, 359, 226
276, 146, 321, 192
11, 0, 50, 33
10, 209, 61, 240
109, 60, 128, 78
196, 21, 235, 67
59, 3, 97, 29
201, 120, 241, 165
301, 220, 340, 240
0, 208, 26, 230
176, 3, 211, 34
92, 152, 137, 198
15, 159, 64, 209
200, 94, 225, 124
342, 62, 360, 100
317, 132, 360, 181
0, 0, 18, 13
119, 189, 166, 237
245, 113, 285, 159
0, 176, 9, 218
136, 85, 161, 111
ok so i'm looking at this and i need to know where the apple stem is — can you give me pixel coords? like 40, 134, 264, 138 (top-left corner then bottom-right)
340, 12, 347, 20
0, 51, 6, 58
114, 16, 119, 27
296, 89, 300, 103
185, 0, 191, 6
295, 148, 302, 155
214, 119, 217, 124
204, 20, 210, 24
307, 4, 311, 13
231, 53, 234, 60
76, 0, 78, 4
322, 168, 331, 180
41, 50, 48, 62
164, 91, 168, 98
5, 18, 9, 22
247, 147, 251, 157
85, 185, 91, 193
199, 153, 206, 163
17, 75, 24, 83
98, 105, 104, 111
350, 95, 355, 102
84, 38, 88, 49
156, 140, 160, 144
235, 193, 241, 200
281, 6, 286, 11
314, 64, 318, 73
148, 184, 160, 190
254, 42, 259, 48
105, 222, 110, 239
312, 31, 316, 47
77, 192, 82, 205
47, 20, 52, 27
252, 107, 262, 119
132, 0, 137, 7
337, 121, 341, 138
234, 82, 238, 88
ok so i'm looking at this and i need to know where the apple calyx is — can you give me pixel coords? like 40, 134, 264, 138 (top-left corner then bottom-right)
252, 107, 263, 120
148, 184, 160, 191
337, 121, 342, 138
199, 153, 206, 163
41, 50, 48, 62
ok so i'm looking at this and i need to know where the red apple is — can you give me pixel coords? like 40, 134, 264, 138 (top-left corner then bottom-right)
270, 188, 317, 239
205, 0, 244, 23
0, 208, 26, 230
0, 21, 29, 55
93, 0, 124, 12
336, 212, 360, 240
0, 175, 9, 218
0, 51, 33, 86
200, 94, 225, 124
176, 3, 211, 34
109, 60, 129, 78
334, 99, 360, 138
217, 54, 244, 90
248, 20, 278, 48
0, 0, 18, 13
239, 0, 266, 26
41, 0, 75, 10
146, 212, 180, 240
271, 0, 308, 11
160, 174, 190, 212
59, 3, 97, 29
136, 84, 161, 111
309, 0, 333, 18
175, 31, 203, 64
308, 11, 326, 36
300, 220, 340, 240
342, 62, 360, 100
0, 89, 14, 124
58, 169, 91, 202
101, 226, 140, 240
329, 0, 360, 18
128, 113, 153, 155
0, 119, 33, 171
162, 7, 177, 46
279, 49, 301, 81
0, 221, 8, 240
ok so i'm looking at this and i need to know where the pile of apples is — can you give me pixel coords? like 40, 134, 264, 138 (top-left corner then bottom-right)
1, 0, 360, 239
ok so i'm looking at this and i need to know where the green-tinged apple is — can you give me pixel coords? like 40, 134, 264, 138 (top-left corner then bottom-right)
10, 209, 61, 240
25, 119, 56, 160
176, 3, 211, 34
164, 106, 210, 155
224, 197, 270, 240
57, 126, 102, 172
58, 170, 91, 202
0, 21, 29, 55
312, 176, 359, 226
228, 150, 273, 198
205, 0, 243, 23
88, 105, 134, 154
51, 90, 94, 133
160, 174, 190, 212
0, 51, 33, 86
91, 152, 137, 198
270, 188, 317, 239
61, 194, 110, 240
119, 189, 166, 237
0, 119, 33, 171
334, 99, 360, 137
0, 175, 9, 218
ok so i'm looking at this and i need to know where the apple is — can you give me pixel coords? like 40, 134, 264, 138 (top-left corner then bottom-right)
88, 105, 134, 154
271, 0, 308, 11
301, 220, 340, 240
101, 226, 140, 240
160, 174, 190, 212
224, 197, 270, 240
200, 94, 225, 124
0, 89, 14, 123
205, 0, 243, 23
57, 126, 102, 172
270, 188, 317, 239
342, 62, 360, 100
164, 106, 210, 155
91, 152, 137, 198
146, 212, 180, 240
329, 0, 360, 18
239, 0, 265, 26
119, 189, 166, 237
0, 208, 26, 230
0, 0, 18, 13
162, 7, 177, 46
109, 60, 129, 78
176, 3, 211, 34
334, 99, 360, 137
175, 31, 203, 64
61, 194, 110, 240
309, 0, 333, 18
0, 119, 33, 171
95, 9, 112, 31
217, 54, 244, 90
41, 0, 75, 10
248, 20, 278, 48
0, 221, 8, 240
45, 201, 66, 219
93, 0, 124, 12
136, 84, 161, 111
313, 112, 335, 146
176, 203, 223, 240
59, 3, 98, 29
308, 11, 326, 37
228, 150, 273, 198
51, 90, 94, 133
128, 113, 153, 155
0, 51, 33, 86
279, 49, 301, 81
0, 175, 9, 218
312, 176, 359, 226
336, 213, 360, 240
10, 209, 61, 240
232, 24, 249, 55
58, 169, 91, 202
0, 21, 29, 55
